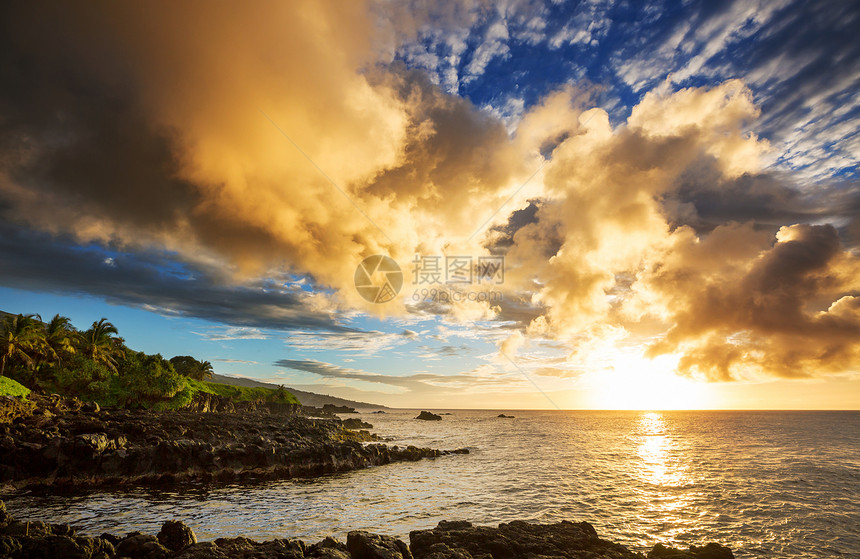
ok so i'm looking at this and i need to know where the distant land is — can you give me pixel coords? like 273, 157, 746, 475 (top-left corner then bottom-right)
209, 373, 387, 410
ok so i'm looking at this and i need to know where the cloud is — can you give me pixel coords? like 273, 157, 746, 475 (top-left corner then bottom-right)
0, 222, 349, 332
638, 223, 860, 381
194, 327, 271, 341
213, 359, 260, 364
282, 329, 419, 358
498, 331, 525, 357
2, 0, 859, 388
275, 358, 520, 394
0, 1, 552, 321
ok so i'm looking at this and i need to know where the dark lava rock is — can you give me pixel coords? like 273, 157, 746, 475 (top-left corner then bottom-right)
0, 501, 10, 526
343, 418, 374, 430
648, 542, 734, 559
0, 502, 736, 559
308, 536, 352, 559
0, 395, 456, 490
81, 401, 101, 414
415, 411, 442, 421
348, 531, 413, 559
197, 536, 305, 558
496, 414, 514, 418
371, 411, 386, 414
324, 404, 357, 414
116, 533, 171, 558
410, 519, 640, 559
0, 396, 36, 424
157, 520, 197, 551
18, 534, 114, 559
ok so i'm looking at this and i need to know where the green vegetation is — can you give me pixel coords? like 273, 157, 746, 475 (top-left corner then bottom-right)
0, 311, 297, 410
191, 378, 299, 404
162, 378, 300, 411
0, 376, 30, 398
169, 355, 214, 380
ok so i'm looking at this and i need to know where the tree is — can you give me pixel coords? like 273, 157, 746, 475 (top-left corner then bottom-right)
80, 318, 124, 373
43, 314, 77, 367
121, 352, 186, 406
169, 355, 214, 381
198, 360, 214, 380
0, 314, 42, 377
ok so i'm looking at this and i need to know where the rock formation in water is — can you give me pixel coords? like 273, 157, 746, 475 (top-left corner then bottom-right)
0, 502, 735, 559
415, 411, 442, 421
0, 395, 467, 490
342, 418, 373, 430
323, 404, 358, 414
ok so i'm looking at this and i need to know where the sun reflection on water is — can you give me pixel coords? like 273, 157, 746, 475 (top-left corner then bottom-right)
634, 413, 697, 542
638, 413, 671, 485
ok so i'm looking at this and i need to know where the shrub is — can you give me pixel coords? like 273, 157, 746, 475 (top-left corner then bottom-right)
51, 354, 115, 400
118, 352, 187, 407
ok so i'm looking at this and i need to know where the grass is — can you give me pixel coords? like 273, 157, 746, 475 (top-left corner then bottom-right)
0, 376, 31, 398
4, 369, 298, 411
152, 378, 300, 410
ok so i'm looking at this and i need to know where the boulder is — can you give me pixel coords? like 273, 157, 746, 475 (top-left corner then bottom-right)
415, 411, 442, 421
157, 520, 197, 551
81, 401, 101, 414
497, 414, 514, 418
410, 519, 640, 559
343, 418, 373, 430
210, 536, 305, 558
648, 542, 734, 559
116, 533, 171, 558
308, 536, 351, 559
173, 541, 222, 558
347, 531, 413, 559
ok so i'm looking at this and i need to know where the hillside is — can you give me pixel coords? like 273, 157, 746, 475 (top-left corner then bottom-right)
209, 373, 387, 410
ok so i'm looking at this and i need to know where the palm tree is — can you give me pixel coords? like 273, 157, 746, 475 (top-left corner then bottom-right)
80, 318, 124, 373
0, 314, 42, 376
199, 360, 214, 380
168, 355, 214, 380
43, 314, 77, 367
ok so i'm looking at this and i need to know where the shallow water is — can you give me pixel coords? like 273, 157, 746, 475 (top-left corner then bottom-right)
5, 410, 860, 557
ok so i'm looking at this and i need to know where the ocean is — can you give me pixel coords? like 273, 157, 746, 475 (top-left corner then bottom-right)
5, 409, 860, 557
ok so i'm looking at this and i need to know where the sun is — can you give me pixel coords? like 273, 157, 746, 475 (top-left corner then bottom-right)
584, 350, 710, 410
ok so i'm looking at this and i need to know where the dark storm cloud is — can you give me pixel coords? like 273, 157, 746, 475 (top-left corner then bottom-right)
0, 223, 352, 332
0, 3, 201, 235
666, 163, 860, 244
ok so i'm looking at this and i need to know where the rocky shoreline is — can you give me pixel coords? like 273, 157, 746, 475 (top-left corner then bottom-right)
0, 396, 736, 558
0, 395, 467, 490
0, 501, 734, 559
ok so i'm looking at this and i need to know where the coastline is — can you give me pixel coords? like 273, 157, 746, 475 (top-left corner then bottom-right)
1, 397, 741, 558
0, 395, 466, 491
0, 500, 735, 559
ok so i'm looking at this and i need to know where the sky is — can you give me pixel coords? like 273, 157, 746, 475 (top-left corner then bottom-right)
1, 0, 859, 410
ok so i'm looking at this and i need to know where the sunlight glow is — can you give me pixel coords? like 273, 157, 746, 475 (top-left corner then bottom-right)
585, 351, 711, 410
